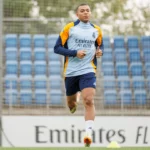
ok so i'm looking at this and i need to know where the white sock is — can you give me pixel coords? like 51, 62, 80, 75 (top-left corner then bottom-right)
85, 120, 94, 136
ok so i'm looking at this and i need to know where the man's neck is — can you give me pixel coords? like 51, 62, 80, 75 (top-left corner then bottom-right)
80, 20, 89, 24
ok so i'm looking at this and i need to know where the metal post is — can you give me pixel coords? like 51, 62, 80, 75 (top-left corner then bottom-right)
121, 81, 124, 116
9, 81, 13, 114
0, 0, 3, 146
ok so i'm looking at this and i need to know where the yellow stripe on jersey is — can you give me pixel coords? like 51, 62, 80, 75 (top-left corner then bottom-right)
64, 56, 69, 76
93, 24, 103, 46
91, 59, 96, 73
60, 22, 74, 46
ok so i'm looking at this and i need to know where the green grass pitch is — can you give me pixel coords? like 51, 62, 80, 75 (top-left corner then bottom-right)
0, 148, 150, 150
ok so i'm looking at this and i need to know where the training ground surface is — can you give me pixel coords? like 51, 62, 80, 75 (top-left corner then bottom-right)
0, 148, 150, 150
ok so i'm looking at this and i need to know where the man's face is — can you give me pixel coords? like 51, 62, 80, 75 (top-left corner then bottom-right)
76, 5, 91, 23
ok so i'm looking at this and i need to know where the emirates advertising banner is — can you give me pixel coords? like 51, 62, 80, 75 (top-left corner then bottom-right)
2, 116, 150, 147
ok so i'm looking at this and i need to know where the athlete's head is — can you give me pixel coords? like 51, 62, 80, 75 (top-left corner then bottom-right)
76, 4, 91, 23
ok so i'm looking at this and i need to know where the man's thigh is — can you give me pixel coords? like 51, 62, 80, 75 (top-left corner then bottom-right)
81, 87, 96, 101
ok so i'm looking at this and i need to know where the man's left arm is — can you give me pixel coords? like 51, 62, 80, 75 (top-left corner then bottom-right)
94, 25, 104, 57
95, 27, 104, 57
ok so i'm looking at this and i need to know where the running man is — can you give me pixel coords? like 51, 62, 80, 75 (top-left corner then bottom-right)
54, 3, 104, 147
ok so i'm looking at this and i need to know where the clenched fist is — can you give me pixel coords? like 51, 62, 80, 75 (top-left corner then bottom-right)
76, 50, 86, 59
96, 46, 103, 58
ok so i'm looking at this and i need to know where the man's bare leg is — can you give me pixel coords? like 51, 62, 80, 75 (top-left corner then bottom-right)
82, 88, 95, 120
67, 92, 80, 113
81, 87, 95, 147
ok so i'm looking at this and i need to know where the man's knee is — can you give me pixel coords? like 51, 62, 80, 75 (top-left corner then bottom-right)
83, 95, 94, 107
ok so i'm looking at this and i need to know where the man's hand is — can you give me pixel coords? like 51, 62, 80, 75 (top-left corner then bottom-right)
76, 50, 86, 59
96, 46, 103, 58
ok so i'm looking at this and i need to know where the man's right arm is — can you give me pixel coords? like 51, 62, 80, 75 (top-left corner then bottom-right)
54, 22, 77, 57
54, 36, 77, 57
